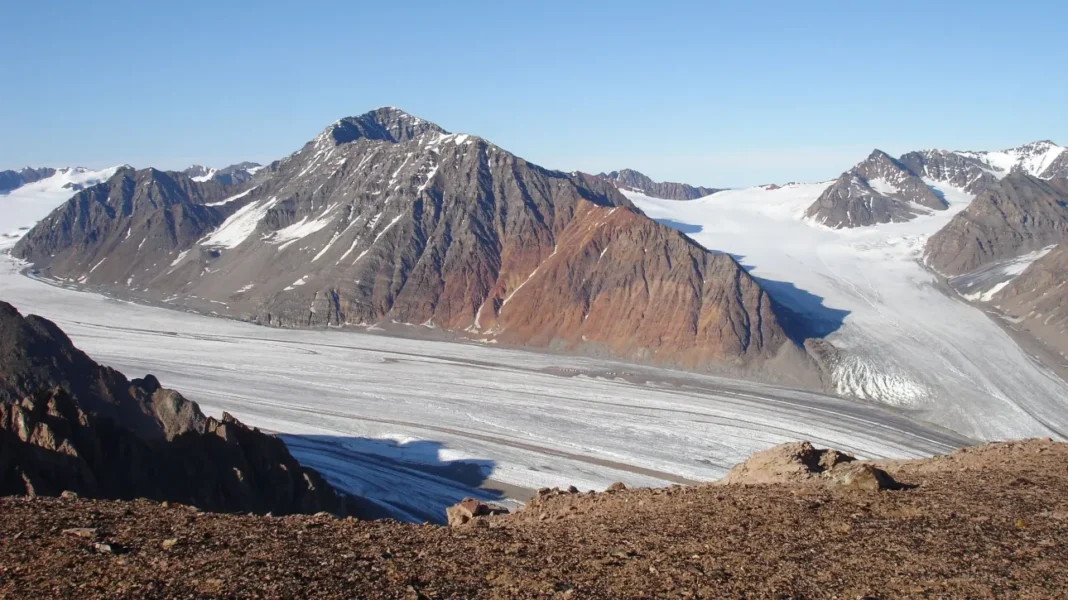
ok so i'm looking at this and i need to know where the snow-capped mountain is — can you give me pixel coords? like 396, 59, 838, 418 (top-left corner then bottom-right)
804, 150, 947, 228
956, 140, 1067, 180
12, 108, 817, 383
183, 162, 264, 185
0, 166, 124, 250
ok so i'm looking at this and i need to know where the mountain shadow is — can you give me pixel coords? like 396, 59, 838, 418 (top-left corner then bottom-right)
652, 218, 703, 234
279, 435, 504, 524
727, 253, 850, 341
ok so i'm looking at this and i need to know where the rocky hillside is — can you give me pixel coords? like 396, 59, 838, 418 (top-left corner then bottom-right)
13, 108, 816, 380
12, 167, 263, 285
597, 169, 720, 200
989, 243, 1068, 357
925, 173, 1068, 276
0, 301, 355, 516
805, 149, 948, 228
0, 439, 1064, 598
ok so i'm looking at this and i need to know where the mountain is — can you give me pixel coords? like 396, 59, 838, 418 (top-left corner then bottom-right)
13, 167, 257, 283
183, 161, 263, 185
597, 169, 721, 200
955, 140, 1068, 180
0, 301, 356, 515
925, 173, 1068, 276
805, 150, 948, 228
898, 149, 1000, 194
989, 243, 1068, 357
0, 166, 122, 250
0, 167, 57, 194
13, 107, 816, 381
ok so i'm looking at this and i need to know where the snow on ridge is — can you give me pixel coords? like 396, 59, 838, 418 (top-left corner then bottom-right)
958, 245, 1058, 303
191, 169, 217, 182
867, 177, 899, 197
205, 186, 258, 207
955, 141, 1066, 179
272, 209, 338, 250
200, 196, 279, 249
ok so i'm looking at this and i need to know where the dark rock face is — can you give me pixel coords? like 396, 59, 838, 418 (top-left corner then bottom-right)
14, 108, 817, 380
805, 150, 947, 228
0, 301, 354, 516
990, 243, 1068, 357
597, 169, 721, 200
0, 167, 57, 193
924, 174, 1068, 276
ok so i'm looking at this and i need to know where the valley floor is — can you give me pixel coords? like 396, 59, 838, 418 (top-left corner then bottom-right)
0, 256, 968, 521
2, 440, 1065, 599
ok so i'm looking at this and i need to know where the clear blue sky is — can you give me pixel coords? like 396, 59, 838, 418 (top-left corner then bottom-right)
3, 1, 1066, 187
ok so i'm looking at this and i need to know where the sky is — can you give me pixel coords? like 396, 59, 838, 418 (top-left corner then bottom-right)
2, 1, 1067, 188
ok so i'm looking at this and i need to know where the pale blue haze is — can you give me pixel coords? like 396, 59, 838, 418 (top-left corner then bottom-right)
2, 0, 1066, 187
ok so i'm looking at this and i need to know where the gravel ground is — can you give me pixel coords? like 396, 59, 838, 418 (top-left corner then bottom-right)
0, 440, 1066, 599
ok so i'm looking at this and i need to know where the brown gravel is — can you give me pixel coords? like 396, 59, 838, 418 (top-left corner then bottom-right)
1, 439, 1067, 599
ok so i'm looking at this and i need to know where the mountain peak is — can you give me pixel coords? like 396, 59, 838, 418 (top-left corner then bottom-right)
318, 107, 448, 147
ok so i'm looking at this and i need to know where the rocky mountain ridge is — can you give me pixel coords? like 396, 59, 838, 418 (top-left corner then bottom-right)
0, 301, 356, 516
925, 173, 1068, 276
597, 168, 721, 200
0, 167, 57, 193
182, 162, 263, 186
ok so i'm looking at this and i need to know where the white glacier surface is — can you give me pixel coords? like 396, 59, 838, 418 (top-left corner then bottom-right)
626, 182, 1068, 441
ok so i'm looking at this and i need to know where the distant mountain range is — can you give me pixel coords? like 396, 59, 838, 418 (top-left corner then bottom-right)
0, 167, 57, 194
596, 169, 721, 200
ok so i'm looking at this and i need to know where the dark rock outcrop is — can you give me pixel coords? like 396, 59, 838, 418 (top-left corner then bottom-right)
0, 301, 354, 516
597, 169, 721, 200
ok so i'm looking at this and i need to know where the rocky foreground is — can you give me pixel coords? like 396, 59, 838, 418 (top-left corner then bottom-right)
1, 440, 1066, 599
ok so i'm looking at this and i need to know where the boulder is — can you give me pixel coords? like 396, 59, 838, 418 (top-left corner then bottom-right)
719, 441, 903, 490
445, 497, 509, 527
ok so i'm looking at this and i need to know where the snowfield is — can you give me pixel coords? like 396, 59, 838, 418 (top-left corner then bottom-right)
0, 257, 968, 521
626, 183, 1068, 441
